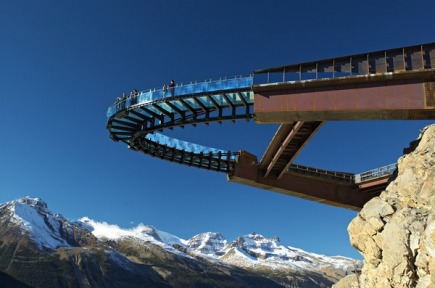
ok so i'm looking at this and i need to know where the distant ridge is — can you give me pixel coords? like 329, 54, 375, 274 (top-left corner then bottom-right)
0, 197, 361, 288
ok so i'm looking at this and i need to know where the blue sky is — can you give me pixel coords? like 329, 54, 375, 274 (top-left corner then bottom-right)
0, 0, 433, 260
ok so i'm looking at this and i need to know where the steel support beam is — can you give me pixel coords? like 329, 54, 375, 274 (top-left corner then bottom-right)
228, 151, 389, 211
260, 121, 324, 179
254, 73, 435, 123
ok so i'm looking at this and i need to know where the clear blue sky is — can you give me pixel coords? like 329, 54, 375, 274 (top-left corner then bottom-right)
1, 0, 433, 260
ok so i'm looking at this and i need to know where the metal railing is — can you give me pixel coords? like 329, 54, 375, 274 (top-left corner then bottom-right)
288, 164, 354, 183
288, 163, 397, 184
354, 164, 397, 183
253, 43, 435, 85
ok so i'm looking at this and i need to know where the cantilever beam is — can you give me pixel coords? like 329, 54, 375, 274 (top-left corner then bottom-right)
229, 151, 389, 211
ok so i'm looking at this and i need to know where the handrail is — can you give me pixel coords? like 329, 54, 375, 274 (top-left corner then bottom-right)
253, 42, 435, 85
288, 163, 397, 184
288, 164, 354, 183
354, 164, 397, 183
107, 75, 252, 118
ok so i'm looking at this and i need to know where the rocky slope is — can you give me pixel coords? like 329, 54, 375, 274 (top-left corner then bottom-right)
0, 197, 359, 288
334, 124, 435, 288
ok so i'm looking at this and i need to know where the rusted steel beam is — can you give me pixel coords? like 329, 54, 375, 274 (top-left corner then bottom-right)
259, 123, 296, 170
260, 121, 324, 179
254, 76, 435, 122
228, 151, 388, 211
264, 121, 304, 178
277, 122, 324, 179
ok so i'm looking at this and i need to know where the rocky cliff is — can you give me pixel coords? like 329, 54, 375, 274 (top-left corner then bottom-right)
334, 124, 435, 288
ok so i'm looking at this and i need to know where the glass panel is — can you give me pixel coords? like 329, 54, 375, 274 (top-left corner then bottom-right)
301, 64, 317, 80
386, 49, 404, 72
317, 60, 334, 79
423, 46, 433, 68
172, 100, 190, 111
244, 91, 254, 102
182, 98, 200, 109
233, 93, 245, 105
197, 96, 214, 108
405, 46, 423, 70
145, 105, 162, 115
253, 73, 267, 85
335, 58, 352, 77
158, 102, 175, 113
145, 133, 237, 160
137, 91, 154, 104
369, 52, 387, 73
211, 94, 226, 106
351, 55, 369, 75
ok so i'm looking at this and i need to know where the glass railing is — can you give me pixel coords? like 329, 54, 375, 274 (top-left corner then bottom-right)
253, 43, 435, 85
146, 132, 237, 160
107, 76, 252, 118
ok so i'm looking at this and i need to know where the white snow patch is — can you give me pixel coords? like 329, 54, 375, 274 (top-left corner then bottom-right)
156, 229, 187, 246
79, 217, 186, 247
12, 202, 68, 249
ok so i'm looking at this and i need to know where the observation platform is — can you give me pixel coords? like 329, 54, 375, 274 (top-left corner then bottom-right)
107, 42, 435, 211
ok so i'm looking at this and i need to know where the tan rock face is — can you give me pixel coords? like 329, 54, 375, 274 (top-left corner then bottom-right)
334, 124, 435, 288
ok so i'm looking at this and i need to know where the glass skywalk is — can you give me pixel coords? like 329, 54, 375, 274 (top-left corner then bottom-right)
106, 75, 254, 171
107, 76, 253, 119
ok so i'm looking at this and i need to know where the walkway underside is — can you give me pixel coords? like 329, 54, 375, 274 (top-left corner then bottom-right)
229, 151, 390, 211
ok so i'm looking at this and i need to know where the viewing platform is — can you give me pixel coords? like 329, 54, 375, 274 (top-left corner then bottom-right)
107, 42, 435, 211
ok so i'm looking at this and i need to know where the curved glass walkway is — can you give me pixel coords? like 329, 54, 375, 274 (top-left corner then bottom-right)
106, 76, 254, 172
107, 77, 252, 118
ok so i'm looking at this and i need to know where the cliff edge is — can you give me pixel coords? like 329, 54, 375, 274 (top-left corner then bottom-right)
334, 124, 435, 288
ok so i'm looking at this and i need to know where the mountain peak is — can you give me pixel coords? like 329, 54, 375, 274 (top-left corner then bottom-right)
187, 232, 227, 255
1, 197, 70, 250
15, 197, 48, 210
246, 232, 280, 243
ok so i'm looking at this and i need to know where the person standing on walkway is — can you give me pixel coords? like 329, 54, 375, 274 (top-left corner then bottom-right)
162, 84, 167, 97
169, 80, 175, 97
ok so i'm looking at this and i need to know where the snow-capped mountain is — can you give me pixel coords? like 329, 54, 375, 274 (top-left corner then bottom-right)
0, 197, 361, 288
187, 232, 227, 256
2, 197, 75, 249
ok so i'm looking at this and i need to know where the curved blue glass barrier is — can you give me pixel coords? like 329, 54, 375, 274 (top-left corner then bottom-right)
107, 76, 252, 118
146, 133, 237, 160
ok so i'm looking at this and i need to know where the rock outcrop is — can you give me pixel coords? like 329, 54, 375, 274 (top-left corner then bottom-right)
334, 124, 435, 288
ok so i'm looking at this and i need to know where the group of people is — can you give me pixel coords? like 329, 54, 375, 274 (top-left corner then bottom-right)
113, 80, 176, 112
115, 89, 139, 110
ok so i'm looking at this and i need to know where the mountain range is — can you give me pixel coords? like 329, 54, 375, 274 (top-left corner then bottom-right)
0, 197, 361, 287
